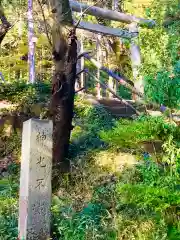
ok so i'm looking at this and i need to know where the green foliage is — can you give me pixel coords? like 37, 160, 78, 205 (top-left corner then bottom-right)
114, 150, 180, 239
145, 66, 180, 108
0, 164, 19, 240
100, 116, 180, 150
162, 135, 180, 176
0, 197, 18, 240
70, 96, 115, 157
0, 81, 51, 102
0, 1, 180, 239
0, 99, 180, 239
51, 202, 107, 240
51, 154, 180, 239
117, 85, 131, 99
0, 133, 21, 158
52, 101, 180, 239
74, 97, 114, 131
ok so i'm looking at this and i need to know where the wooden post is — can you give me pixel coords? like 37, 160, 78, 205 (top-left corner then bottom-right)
113, 0, 118, 11
76, 35, 85, 92
80, 37, 85, 90
108, 74, 115, 98
129, 23, 143, 100
108, 0, 118, 99
113, 0, 119, 97
0, 72, 5, 82
96, 34, 102, 99
76, 39, 81, 90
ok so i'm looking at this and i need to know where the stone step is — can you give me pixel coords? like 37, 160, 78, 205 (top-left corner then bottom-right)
104, 105, 135, 115
83, 95, 138, 118
112, 113, 135, 118
98, 98, 135, 108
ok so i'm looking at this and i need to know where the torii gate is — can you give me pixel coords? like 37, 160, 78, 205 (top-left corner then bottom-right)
28, 0, 155, 99
48, 0, 155, 169
68, 0, 155, 100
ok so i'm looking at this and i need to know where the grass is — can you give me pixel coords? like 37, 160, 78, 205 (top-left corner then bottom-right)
51, 97, 180, 240
0, 96, 180, 239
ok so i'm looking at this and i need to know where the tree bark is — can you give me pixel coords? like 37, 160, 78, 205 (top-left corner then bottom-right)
49, 0, 77, 173
0, 7, 11, 44
51, 29, 77, 173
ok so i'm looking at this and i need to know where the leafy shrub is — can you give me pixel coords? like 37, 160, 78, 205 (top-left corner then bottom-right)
114, 152, 180, 239
145, 65, 180, 108
70, 97, 115, 158
0, 197, 18, 240
51, 202, 107, 240
100, 116, 180, 150
0, 168, 19, 240
0, 133, 22, 159
0, 81, 51, 103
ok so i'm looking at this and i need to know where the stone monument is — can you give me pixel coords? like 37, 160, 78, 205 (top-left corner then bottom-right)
18, 119, 53, 240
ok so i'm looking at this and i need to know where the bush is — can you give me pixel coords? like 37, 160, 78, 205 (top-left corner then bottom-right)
0, 165, 19, 240
100, 116, 180, 150
145, 65, 180, 108
0, 81, 51, 103
70, 97, 115, 158
51, 202, 107, 240
0, 197, 18, 240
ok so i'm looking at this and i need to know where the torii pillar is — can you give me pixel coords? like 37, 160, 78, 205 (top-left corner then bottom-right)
129, 23, 143, 100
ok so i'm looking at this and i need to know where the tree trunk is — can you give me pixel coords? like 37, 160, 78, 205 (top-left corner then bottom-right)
0, 7, 11, 44
49, 0, 76, 174
51, 27, 77, 173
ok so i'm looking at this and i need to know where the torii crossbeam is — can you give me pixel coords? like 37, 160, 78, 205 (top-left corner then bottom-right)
52, 0, 155, 99
70, 0, 155, 28
67, 0, 155, 99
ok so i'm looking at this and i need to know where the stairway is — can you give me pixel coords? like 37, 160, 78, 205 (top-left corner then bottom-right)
98, 98, 137, 118
84, 95, 140, 118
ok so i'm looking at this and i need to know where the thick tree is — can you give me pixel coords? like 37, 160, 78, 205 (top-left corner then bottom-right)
49, 0, 77, 173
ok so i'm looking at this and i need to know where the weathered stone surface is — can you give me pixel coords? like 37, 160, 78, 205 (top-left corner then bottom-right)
18, 119, 52, 240
147, 110, 163, 117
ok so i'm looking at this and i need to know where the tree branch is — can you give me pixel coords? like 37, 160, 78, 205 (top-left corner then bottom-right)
37, 0, 52, 46
0, 7, 11, 44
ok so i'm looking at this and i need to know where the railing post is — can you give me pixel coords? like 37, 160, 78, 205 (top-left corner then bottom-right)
76, 33, 85, 93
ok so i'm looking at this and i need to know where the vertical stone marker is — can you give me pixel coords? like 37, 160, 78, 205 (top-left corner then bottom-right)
18, 119, 53, 240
